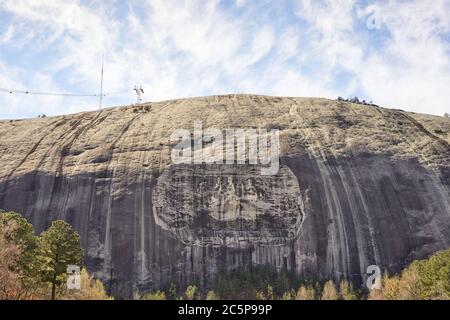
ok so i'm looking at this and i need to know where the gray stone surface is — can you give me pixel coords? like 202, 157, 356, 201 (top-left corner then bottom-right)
0, 95, 449, 297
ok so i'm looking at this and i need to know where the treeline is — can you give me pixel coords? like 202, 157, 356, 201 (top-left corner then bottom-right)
139, 279, 359, 301
337, 96, 379, 107
0, 209, 111, 300
368, 248, 450, 300
141, 249, 450, 301
139, 266, 360, 300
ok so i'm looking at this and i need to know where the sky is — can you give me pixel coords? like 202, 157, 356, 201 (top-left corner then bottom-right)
0, 0, 449, 119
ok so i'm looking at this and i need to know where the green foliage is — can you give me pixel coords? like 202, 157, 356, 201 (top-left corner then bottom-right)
281, 289, 296, 300
206, 291, 220, 300
0, 211, 40, 281
369, 249, 450, 300
38, 220, 83, 300
296, 285, 316, 300
339, 280, 358, 300
209, 265, 299, 300
256, 285, 275, 300
185, 285, 199, 300
0, 209, 112, 300
415, 249, 450, 299
167, 282, 179, 300
0, 210, 42, 295
167, 283, 180, 300
142, 291, 167, 300
321, 280, 339, 300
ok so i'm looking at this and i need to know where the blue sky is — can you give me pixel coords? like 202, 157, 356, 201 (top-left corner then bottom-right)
0, 0, 449, 119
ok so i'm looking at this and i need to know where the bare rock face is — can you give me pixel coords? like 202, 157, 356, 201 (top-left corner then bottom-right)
0, 95, 449, 297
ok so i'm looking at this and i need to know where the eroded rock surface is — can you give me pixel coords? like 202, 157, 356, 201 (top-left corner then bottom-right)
0, 95, 449, 297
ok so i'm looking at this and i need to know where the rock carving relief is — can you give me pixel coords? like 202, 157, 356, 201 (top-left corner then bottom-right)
152, 164, 306, 248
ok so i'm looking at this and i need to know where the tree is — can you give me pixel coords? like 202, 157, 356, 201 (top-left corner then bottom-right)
321, 280, 339, 300
185, 285, 199, 300
368, 249, 450, 300
368, 273, 399, 300
415, 249, 450, 299
142, 290, 167, 300
167, 282, 179, 300
296, 285, 316, 300
339, 280, 358, 300
397, 263, 421, 300
0, 221, 22, 299
381, 273, 400, 300
444, 113, 449, 118
0, 210, 41, 297
206, 291, 220, 300
38, 220, 83, 300
281, 289, 296, 300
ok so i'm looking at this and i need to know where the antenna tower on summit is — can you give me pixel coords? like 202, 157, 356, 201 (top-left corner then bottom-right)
99, 55, 105, 110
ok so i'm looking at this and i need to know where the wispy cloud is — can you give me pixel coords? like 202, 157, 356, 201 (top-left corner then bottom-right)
0, 0, 449, 119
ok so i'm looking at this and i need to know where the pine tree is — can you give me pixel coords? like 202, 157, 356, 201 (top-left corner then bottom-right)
368, 273, 399, 300
339, 280, 358, 300
0, 221, 22, 299
0, 210, 41, 297
167, 283, 179, 300
382, 273, 400, 300
321, 280, 339, 300
206, 291, 220, 300
185, 285, 199, 300
142, 290, 167, 300
416, 249, 450, 299
394, 263, 420, 300
281, 289, 296, 300
38, 220, 83, 300
266, 285, 275, 300
296, 285, 316, 300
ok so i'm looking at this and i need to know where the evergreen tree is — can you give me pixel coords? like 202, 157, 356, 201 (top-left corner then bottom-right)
321, 280, 339, 300
206, 290, 220, 300
0, 221, 22, 299
368, 273, 399, 300
381, 273, 400, 300
296, 285, 316, 300
281, 289, 296, 300
416, 249, 450, 299
38, 220, 83, 300
185, 285, 199, 300
142, 290, 167, 300
339, 280, 358, 300
167, 282, 179, 300
0, 210, 41, 295
397, 263, 421, 300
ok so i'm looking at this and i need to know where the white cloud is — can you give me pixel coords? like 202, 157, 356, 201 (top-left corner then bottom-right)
358, 0, 450, 115
0, 0, 449, 119
235, 0, 246, 8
